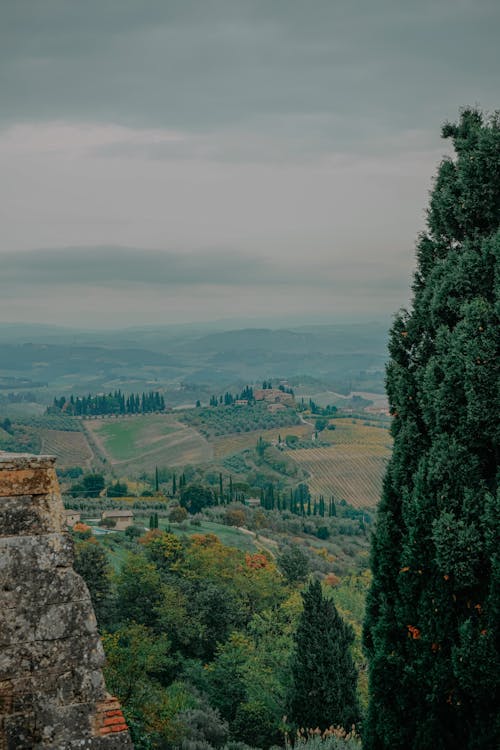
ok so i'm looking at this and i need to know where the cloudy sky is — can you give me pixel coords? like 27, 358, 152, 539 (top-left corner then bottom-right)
1, 0, 498, 327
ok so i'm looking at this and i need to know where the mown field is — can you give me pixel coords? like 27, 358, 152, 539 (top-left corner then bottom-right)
287, 419, 392, 507
84, 414, 213, 473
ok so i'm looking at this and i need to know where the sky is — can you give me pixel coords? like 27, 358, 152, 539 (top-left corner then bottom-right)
0, 0, 498, 327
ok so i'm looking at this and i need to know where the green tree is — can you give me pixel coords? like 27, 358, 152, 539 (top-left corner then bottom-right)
287, 580, 360, 731
180, 483, 216, 514
115, 553, 163, 628
363, 109, 500, 749
314, 417, 328, 432
277, 544, 309, 584
82, 472, 105, 497
107, 480, 128, 497
73, 539, 113, 626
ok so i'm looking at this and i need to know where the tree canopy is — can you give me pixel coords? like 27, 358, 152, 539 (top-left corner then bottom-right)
363, 109, 500, 749
288, 579, 360, 732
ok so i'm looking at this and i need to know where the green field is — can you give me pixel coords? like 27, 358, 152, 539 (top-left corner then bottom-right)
85, 414, 213, 473
93, 418, 177, 460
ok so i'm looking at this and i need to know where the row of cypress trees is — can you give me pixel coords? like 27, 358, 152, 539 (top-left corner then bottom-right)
51, 389, 165, 416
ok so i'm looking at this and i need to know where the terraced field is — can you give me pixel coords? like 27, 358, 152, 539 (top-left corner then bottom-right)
85, 414, 213, 473
287, 420, 392, 507
39, 429, 94, 468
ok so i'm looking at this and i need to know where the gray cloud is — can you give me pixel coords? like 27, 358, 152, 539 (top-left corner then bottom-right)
0, 0, 497, 327
1, 0, 498, 140
1, 246, 406, 290
0, 245, 410, 328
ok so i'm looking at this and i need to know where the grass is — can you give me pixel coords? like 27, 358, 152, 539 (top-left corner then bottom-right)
85, 414, 213, 473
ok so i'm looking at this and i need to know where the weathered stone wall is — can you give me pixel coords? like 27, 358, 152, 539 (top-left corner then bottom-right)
0, 452, 134, 749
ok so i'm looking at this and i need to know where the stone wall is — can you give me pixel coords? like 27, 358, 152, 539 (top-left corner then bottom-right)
0, 452, 134, 749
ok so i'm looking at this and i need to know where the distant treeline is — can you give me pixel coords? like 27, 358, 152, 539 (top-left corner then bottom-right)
48, 389, 166, 417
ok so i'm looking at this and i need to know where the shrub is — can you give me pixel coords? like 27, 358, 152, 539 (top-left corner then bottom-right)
179, 707, 229, 749
169, 506, 188, 523
224, 509, 246, 527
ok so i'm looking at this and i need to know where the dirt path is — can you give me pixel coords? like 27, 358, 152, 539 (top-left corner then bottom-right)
236, 526, 278, 559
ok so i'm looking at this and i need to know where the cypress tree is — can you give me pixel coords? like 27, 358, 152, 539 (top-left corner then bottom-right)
363, 110, 500, 749
288, 579, 360, 731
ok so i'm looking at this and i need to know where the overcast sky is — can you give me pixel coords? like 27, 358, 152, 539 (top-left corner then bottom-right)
1, 0, 498, 327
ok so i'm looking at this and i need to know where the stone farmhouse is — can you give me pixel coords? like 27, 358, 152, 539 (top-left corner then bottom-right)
101, 508, 134, 530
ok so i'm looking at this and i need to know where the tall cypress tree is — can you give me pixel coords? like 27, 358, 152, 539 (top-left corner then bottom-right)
288, 579, 360, 731
363, 110, 500, 749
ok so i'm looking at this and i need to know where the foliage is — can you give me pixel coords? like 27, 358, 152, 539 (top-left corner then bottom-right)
169, 505, 189, 523
73, 538, 113, 625
107, 480, 129, 497
285, 727, 361, 750
180, 484, 217, 514
70, 472, 105, 498
115, 553, 164, 628
50, 389, 165, 416
125, 524, 146, 540
178, 707, 229, 748
80, 487, 371, 749
287, 580, 360, 732
363, 109, 500, 749
277, 545, 309, 584
224, 508, 246, 527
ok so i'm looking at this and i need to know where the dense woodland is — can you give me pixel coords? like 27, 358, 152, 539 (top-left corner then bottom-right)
73, 520, 365, 750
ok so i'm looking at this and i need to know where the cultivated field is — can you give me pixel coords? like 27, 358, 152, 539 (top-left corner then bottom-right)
212, 423, 313, 459
287, 420, 392, 507
85, 414, 213, 473
39, 429, 94, 468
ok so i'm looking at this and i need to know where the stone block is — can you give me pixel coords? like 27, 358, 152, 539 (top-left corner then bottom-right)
0, 453, 133, 748
0, 493, 65, 537
0, 533, 74, 580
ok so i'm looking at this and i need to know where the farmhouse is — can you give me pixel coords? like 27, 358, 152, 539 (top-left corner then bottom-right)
65, 510, 81, 527
101, 509, 134, 530
267, 402, 286, 413
254, 388, 294, 405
